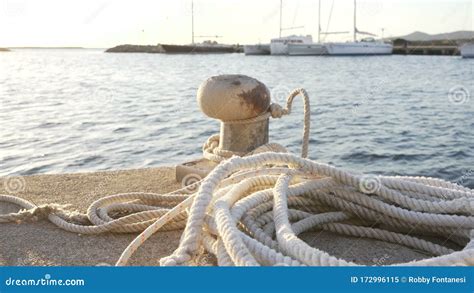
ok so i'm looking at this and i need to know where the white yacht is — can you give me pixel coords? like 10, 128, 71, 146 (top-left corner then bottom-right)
244, 44, 270, 55
246, 0, 314, 56
287, 0, 328, 56
270, 35, 313, 55
460, 42, 474, 58
326, 0, 393, 56
326, 37, 393, 55
269, 0, 313, 55
288, 43, 327, 56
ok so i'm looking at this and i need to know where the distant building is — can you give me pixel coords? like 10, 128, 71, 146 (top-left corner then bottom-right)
393, 38, 409, 48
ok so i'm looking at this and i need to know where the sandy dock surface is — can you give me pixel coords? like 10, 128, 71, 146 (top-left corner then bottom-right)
1, 167, 434, 266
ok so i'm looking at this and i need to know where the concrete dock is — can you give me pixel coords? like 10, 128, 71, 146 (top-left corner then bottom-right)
0, 167, 443, 266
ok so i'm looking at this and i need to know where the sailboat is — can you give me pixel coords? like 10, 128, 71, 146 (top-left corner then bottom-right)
270, 35, 313, 55
287, 0, 348, 56
269, 0, 313, 55
325, 0, 393, 56
287, 0, 326, 56
244, 0, 313, 56
287, 42, 326, 56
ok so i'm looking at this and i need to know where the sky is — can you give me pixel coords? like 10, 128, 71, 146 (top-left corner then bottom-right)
0, 0, 472, 47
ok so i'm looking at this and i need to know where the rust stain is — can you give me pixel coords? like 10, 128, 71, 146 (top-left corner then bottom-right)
237, 83, 270, 116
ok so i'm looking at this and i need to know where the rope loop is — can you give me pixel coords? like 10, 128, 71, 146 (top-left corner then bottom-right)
203, 87, 311, 162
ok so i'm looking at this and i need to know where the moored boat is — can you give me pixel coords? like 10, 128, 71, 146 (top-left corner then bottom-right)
460, 42, 474, 58
326, 0, 393, 56
287, 43, 327, 56
269, 0, 313, 55
326, 38, 393, 56
270, 35, 313, 55
287, 0, 328, 56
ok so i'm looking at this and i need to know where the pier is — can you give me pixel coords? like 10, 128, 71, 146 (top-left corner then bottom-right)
393, 45, 459, 56
392, 38, 462, 56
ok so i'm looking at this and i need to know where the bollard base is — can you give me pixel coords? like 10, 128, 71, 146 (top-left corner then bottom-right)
175, 158, 218, 184
220, 118, 269, 153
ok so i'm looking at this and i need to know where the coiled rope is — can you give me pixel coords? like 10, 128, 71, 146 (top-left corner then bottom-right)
158, 153, 473, 266
1, 88, 473, 267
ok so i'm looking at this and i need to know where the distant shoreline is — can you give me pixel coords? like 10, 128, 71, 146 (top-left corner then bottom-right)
105, 44, 243, 54
9, 47, 85, 49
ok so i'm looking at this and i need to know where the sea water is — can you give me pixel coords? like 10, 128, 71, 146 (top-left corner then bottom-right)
0, 49, 472, 188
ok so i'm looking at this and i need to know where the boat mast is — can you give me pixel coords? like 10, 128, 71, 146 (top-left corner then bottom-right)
318, 0, 321, 43
279, 0, 283, 38
353, 0, 357, 42
278, 0, 304, 37
191, 0, 195, 44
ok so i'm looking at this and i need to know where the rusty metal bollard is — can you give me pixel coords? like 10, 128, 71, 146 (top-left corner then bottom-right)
176, 74, 272, 184
198, 74, 271, 153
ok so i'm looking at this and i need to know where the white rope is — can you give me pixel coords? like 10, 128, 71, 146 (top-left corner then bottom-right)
0, 88, 472, 267
158, 153, 473, 266
203, 88, 311, 162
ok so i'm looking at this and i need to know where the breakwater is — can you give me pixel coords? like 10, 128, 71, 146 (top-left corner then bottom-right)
106, 44, 243, 54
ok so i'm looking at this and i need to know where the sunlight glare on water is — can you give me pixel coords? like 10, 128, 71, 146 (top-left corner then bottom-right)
0, 49, 472, 188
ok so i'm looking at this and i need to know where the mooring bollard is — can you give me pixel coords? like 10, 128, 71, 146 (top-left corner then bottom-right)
198, 74, 271, 153
176, 74, 271, 184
